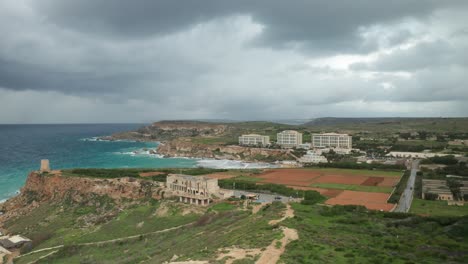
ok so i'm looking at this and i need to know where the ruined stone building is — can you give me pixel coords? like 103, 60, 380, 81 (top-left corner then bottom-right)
166, 174, 220, 206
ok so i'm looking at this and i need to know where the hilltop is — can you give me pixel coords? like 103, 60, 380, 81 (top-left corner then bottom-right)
304, 117, 468, 133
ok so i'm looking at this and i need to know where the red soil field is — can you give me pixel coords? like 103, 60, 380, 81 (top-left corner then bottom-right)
378, 177, 400, 187
257, 169, 323, 186
361, 177, 384, 186
326, 190, 395, 211
139, 171, 165, 177
314, 175, 367, 185
285, 186, 344, 198
256, 169, 399, 210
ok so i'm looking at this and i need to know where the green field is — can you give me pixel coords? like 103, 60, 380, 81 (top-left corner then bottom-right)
310, 183, 394, 193
280, 203, 468, 263
302, 168, 403, 178
15, 201, 285, 264
410, 199, 468, 217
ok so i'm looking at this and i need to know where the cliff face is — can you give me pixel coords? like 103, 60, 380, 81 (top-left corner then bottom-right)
157, 138, 290, 161
0, 172, 165, 223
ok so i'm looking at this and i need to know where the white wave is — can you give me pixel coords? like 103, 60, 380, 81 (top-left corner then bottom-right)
196, 159, 278, 169
80, 137, 108, 142
80, 137, 144, 143
114, 148, 163, 158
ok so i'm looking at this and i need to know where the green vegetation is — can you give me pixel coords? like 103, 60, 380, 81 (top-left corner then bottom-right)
304, 162, 406, 172
302, 167, 403, 178
16, 201, 286, 264
280, 203, 468, 263
420, 162, 468, 179
421, 155, 459, 165
61, 168, 229, 179
391, 140, 447, 152
209, 202, 237, 212
310, 183, 393, 193
410, 199, 468, 217
387, 170, 410, 203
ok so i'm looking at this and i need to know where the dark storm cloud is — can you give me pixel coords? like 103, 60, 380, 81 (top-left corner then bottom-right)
34, 0, 465, 51
1, 0, 468, 123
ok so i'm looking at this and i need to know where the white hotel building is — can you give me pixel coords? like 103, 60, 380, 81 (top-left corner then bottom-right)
312, 133, 352, 149
238, 134, 270, 146
277, 130, 303, 148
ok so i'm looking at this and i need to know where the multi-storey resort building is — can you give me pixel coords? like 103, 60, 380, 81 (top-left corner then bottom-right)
312, 133, 352, 149
277, 130, 303, 148
238, 134, 270, 146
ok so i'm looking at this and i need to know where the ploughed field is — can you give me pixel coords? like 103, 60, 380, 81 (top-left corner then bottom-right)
211, 168, 402, 211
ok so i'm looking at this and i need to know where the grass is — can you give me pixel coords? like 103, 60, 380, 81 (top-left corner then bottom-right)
280, 203, 468, 264
209, 202, 237, 212
310, 183, 394, 193
233, 176, 263, 182
301, 168, 403, 178
60, 167, 229, 179
11, 198, 468, 263
21, 202, 286, 264
410, 199, 468, 217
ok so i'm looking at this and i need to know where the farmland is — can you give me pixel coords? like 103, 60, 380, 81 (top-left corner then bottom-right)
219, 168, 403, 211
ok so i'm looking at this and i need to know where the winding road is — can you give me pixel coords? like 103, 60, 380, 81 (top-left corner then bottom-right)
394, 159, 420, 213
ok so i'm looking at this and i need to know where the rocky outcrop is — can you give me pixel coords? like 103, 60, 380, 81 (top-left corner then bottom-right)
157, 138, 290, 162
0, 172, 165, 224
106, 121, 228, 141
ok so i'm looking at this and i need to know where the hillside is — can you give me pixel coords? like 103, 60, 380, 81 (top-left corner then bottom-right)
106, 120, 296, 142
1, 170, 467, 263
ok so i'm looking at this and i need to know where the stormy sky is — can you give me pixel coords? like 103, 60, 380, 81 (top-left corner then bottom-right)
1, 1, 468, 123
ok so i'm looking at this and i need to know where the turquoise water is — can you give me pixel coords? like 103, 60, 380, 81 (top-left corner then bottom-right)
0, 124, 197, 201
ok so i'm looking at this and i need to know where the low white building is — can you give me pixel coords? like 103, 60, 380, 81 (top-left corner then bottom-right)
299, 151, 328, 163
298, 143, 311, 149
314, 148, 354, 155
238, 134, 270, 146
277, 130, 303, 148
312, 133, 352, 149
386, 152, 461, 159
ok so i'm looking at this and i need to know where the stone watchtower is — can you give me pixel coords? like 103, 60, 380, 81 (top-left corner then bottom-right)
40, 159, 50, 173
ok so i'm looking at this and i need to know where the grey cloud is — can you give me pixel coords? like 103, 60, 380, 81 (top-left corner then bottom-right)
0, 1, 468, 123
33, 0, 467, 52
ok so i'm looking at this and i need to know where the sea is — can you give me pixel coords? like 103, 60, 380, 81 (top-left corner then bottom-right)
0, 124, 275, 202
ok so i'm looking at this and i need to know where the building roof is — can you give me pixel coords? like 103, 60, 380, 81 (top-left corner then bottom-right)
278, 130, 301, 134
313, 133, 349, 136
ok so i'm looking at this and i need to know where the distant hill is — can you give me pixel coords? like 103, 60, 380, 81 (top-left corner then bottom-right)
303, 117, 468, 133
